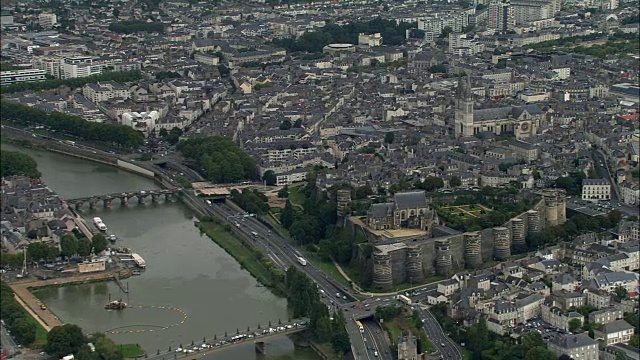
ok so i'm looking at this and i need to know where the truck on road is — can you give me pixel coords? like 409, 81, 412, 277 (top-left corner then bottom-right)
297, 256, 307, 266
397, 294, 412, 305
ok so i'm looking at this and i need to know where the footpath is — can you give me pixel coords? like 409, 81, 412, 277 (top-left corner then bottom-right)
10, 270, 129, 331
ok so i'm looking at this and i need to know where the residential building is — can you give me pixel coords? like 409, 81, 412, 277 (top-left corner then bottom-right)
358, 33, 383, 47
61, 56, 102, 79
488, 0, 515, 32
548, 333, 599, 360
582, 179, 611, 202
589, 308, 623, 325
594, 320, 635, 346
83, 81, 130, 104
38, 13, 57, 28
0, 69, 46, 86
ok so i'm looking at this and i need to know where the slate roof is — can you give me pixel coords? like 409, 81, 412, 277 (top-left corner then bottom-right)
549, 333, 598, 349
370, 203, 393, 218
393, 190, 427, 210
599, 320, 634, 334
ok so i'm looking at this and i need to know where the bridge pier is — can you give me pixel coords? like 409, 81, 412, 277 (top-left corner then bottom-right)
89, 198, 99, 210
151, 193, 160, 203
119, 196, 128, 206
75, 202, 83, 211
254, 341, 266, 355
138, 195, 148, 204
103, 197, 113, 208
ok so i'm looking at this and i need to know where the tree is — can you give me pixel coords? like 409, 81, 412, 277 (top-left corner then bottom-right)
450, 176, 462, 187
522, 330, 544, 350
568, 318, 582, 333
60, 233, 79, 258
280, 200, 295, 228
166, 127, 183, 145
279, 119, 292, 130
314, 316, 332, 342
614, 286, 628, 299
524, 346, 556, 360
277, 185, 289, 198
331, 329, 351, 354
615, 351, 628, 360
77, 238, 92, 257
0, 150, 41, 178
91, 233, 108, 255
629, 334, 640, 348
158, 128, 168, 138
12, 318, 36, 345
440, 26, 453, 38
45, 324, 87, 358
384, 132, 394, 144
293, 119, 303, 128
177, 136, 258, 184
262, 170, 276, 186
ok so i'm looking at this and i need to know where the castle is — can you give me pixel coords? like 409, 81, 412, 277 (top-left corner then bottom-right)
454, 75, 546, 139
356, 189, 567, 289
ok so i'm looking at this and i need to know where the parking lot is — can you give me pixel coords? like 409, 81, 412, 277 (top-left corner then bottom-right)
522, 317, 568, 343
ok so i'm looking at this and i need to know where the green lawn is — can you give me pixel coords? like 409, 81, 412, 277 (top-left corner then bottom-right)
301, 250, 350, 287
199, 222, 275, 288
119, 343, 145, 358
287, 185, 306, 208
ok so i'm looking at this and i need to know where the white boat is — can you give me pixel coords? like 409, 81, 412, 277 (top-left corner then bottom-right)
93, 217, 103, 226
96, 222, 107, 231
131, 253, 146, 268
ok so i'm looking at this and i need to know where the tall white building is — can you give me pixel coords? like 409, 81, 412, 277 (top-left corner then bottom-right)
418, 13, 469, 34
488, 0, 515, 32
38, 13, 57, 28
581, 179, 611, 202
61, 56, 102, 79
121, 111, 158, 137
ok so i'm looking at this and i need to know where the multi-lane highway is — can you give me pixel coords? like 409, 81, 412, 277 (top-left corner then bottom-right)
420, 308, 462, 360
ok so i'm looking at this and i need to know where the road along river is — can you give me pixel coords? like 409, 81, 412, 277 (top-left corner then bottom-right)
2, 144, 320, 360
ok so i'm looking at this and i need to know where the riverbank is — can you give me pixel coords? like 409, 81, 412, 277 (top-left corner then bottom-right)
198, 221, 284, 295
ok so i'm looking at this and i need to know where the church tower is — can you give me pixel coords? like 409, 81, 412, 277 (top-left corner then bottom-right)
454, 74, 474, 138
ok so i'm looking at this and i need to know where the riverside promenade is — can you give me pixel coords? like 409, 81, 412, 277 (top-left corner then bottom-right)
10, 269, 132, 331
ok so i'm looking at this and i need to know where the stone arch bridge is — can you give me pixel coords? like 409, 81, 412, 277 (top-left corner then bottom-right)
65, 189, 182, 210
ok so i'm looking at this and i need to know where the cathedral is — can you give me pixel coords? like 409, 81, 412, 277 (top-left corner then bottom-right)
454, 75, 546, 139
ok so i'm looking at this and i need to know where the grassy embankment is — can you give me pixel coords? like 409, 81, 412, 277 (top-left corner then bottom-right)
119, 343, 145, 358
198, 221, 284, 294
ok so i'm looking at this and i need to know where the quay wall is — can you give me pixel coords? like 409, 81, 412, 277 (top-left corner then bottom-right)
116, 159, 155, 178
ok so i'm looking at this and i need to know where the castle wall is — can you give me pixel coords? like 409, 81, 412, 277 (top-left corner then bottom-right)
359, 190, 567, 287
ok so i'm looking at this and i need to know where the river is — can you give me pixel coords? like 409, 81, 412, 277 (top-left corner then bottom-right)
1, 144, 320, 360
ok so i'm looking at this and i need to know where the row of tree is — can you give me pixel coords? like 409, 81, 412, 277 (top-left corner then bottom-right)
108, 20, 165, 34
0, 281, 37, 345
0, 70, 144, 93
1, 101, 145, 148
0, 150, 41, 178
177, 136, 259, 184
284, 267, 350, 354
273, 17, 416, 53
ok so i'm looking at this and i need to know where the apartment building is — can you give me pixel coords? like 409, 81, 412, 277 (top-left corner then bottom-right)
488, 0, 515, 32
620, 182, 639, 205
0, 69, 46, 86
582, 179, 611, 202
83, 81, 130, 104
61, 56, 102, 79
38, 13, 57, 28
418, 13, 469, 34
